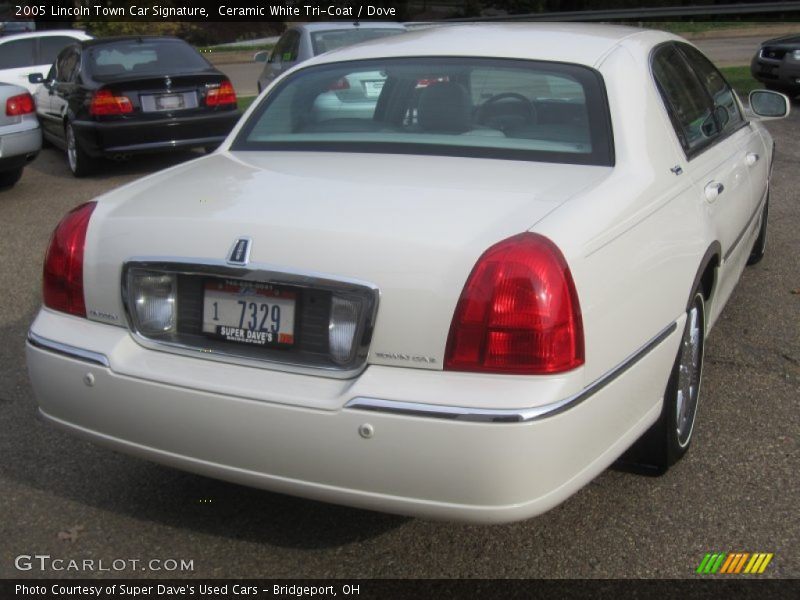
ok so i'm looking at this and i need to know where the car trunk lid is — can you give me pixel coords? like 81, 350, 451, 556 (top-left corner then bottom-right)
83, 151, 611, 372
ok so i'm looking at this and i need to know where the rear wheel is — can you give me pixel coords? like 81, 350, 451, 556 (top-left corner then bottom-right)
66, 122, 95, 177
618, 292, 706, 474
0, 167, 23, 189
747, 195, 769, 265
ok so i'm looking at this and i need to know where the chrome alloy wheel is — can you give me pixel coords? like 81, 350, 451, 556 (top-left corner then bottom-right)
675, 296, 704, 448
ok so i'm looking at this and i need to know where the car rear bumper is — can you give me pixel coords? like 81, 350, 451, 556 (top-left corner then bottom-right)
0, 122, 41, 170
26, 308, 680, 523
71, 111, 240, 156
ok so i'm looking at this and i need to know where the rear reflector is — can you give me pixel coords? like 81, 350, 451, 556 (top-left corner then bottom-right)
5, 93, 35, 116
42, 202, 97, 318
445, 233, 584, 374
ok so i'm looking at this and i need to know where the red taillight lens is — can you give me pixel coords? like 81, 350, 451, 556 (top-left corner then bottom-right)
445, 233, 584, 374
42, 202, 97, 318
6, 93, 35, 116
206, 80, 237, 106
89, 88, 133, 116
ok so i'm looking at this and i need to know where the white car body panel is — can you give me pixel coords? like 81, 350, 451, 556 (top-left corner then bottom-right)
27, 24, 780, 523
0, 30, 92, 93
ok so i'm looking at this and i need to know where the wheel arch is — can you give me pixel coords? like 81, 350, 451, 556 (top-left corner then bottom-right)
688, 242, 721, 310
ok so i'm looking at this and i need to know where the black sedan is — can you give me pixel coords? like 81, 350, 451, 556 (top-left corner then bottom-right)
751, 34, 800, 98
34, 36, 241, 176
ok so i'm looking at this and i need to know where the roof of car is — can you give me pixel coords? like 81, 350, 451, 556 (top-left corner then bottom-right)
296, 22, 407, 33
0, 29, 91, 43
80, 35, 188, 48
305, 23, 679, 68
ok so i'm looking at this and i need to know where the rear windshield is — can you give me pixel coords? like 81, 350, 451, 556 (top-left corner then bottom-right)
310, 28, 406, 55
233, 57, 613, 166
86, 39, 210, 79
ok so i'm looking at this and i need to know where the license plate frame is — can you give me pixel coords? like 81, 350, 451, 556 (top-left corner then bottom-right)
202, 279, 297, 348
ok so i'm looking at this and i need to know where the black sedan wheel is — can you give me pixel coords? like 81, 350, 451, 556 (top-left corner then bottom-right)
66, 122, 95, 177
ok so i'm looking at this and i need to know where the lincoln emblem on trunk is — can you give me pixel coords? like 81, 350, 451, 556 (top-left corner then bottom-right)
227, 238, 251, 265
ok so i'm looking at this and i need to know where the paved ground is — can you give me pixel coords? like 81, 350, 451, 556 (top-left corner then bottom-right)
0, 38, 798, 579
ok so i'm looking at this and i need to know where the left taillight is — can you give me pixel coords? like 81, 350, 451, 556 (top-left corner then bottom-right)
42, 202, 97, 318
6, 93, 35, 116
206, 79, 237, 107
89, 88, 133, 116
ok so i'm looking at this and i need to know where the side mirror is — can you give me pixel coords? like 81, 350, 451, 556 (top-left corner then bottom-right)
253, 50, 269, 63
749, 89, 790, 120
28, 72, 44, 84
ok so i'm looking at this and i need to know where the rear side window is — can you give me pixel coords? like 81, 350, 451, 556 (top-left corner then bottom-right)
652, 43, 747, 158
652, 45, 716, 155
0, 38, 36, 69
677, 43, 745, 137
234, 57, 613, 166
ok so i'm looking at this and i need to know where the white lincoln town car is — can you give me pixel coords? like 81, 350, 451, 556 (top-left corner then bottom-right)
27, 24, 788, 523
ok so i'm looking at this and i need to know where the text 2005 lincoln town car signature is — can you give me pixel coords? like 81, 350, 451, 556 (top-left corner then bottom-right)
27, 25, 789, 523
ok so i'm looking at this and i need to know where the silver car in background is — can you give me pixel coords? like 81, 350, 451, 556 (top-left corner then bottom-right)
0, 82, 40, 189
255, 22, 407, 92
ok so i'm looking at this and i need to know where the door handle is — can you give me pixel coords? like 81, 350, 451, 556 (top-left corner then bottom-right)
704, 181, 724, 202
746, 153, 760, 166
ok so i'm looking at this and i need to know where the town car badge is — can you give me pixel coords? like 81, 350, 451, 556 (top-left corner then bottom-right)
227, 238, 251, 265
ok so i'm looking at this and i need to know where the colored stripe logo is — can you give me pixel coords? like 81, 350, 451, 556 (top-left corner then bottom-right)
697, 552, 773, 574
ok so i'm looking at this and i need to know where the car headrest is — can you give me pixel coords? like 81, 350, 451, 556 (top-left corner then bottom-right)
417, 81, 471, 134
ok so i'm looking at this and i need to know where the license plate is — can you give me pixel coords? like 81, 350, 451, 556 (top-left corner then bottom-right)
202, 280, 296, 347
155, 93, 184, 110
363, 80, 385, 98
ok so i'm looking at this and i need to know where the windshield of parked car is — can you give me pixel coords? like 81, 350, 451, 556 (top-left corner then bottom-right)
234, 57, 613, 166
310, 28, 406, 55
86, 39, 210, 79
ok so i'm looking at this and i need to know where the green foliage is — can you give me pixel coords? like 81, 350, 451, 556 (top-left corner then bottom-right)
720, 66, 762, 96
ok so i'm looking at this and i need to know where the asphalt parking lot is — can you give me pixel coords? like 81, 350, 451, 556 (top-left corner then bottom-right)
0, 106, 798, 580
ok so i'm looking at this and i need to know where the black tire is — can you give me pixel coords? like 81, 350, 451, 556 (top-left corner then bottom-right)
617, 292, 706, 475
0, 167, 23, 189
65, 121, 95, 177
747, 195, 768, 266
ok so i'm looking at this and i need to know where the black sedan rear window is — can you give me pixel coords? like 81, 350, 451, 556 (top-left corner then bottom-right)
233, 57, 614, 166
87, 40, 210, 79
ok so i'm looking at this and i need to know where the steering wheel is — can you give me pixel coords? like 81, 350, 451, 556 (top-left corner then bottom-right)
474, 93, 536, 128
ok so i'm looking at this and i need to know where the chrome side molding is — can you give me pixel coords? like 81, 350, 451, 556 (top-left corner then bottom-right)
346, 321, 678, 423
27, 331, 110, 368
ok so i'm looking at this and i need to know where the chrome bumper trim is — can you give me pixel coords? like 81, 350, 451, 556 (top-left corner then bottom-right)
27, 331, 110, 368
346, 321, 678, 423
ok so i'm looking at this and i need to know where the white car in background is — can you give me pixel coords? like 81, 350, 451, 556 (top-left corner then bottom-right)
0, 82, 40, 188
27, 24, 788, 523
0, 30, 92, 93
255, 22, 407, 93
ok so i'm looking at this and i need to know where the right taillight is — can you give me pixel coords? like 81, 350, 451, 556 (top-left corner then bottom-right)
444, 233, 584, 375
42, 202, 97, 318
